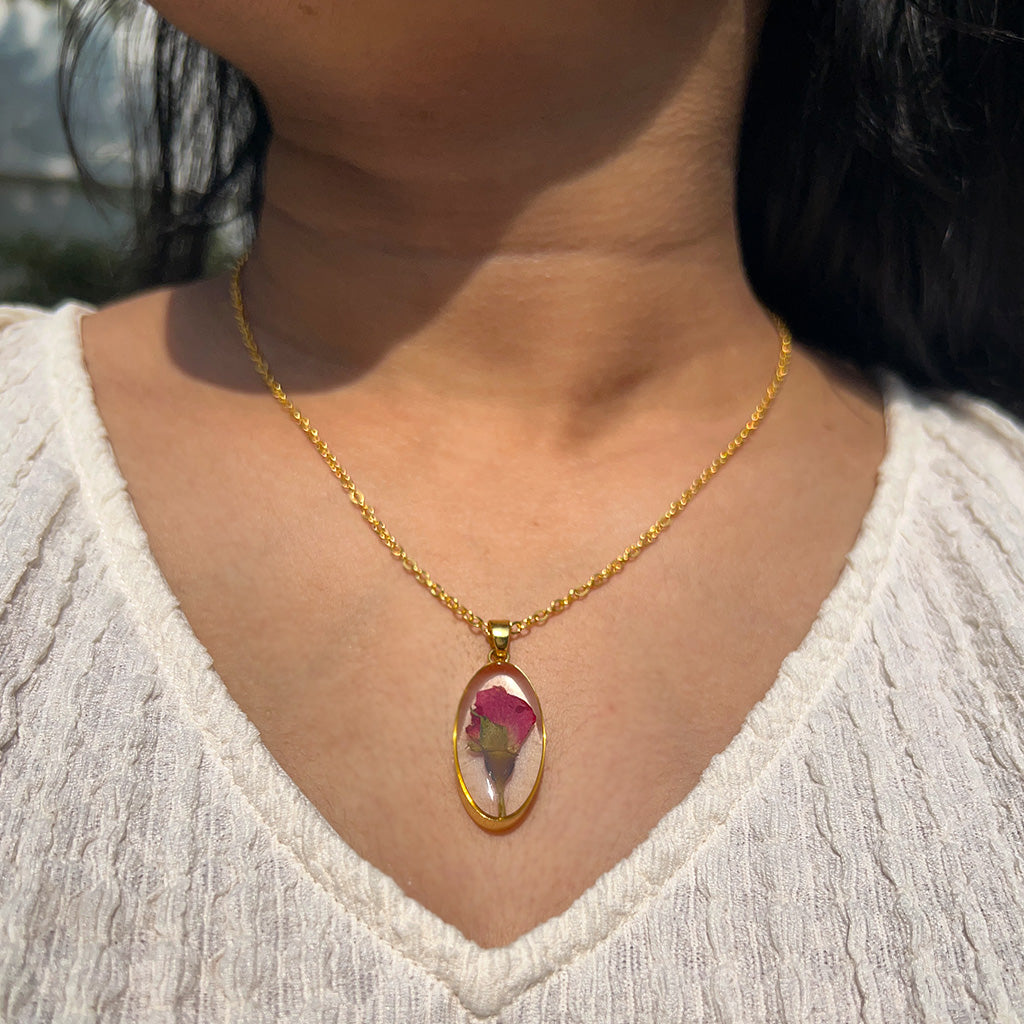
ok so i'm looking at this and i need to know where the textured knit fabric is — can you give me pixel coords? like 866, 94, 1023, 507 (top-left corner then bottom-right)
1, 303, 1024, 1024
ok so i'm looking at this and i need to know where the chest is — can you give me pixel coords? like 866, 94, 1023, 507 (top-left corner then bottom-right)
102, 440, 864, 944
79, 323, 884, 945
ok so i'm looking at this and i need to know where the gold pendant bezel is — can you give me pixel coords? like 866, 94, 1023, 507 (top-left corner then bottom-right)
453, 661, 546, 833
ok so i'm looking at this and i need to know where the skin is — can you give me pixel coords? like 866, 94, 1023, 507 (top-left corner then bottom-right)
80, 0, 885, 946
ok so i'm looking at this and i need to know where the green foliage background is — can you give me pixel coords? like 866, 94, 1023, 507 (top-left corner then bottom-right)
1, 0, 132, 308
0, 233, 126, 308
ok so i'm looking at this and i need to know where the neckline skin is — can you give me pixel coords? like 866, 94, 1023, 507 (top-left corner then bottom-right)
157, 0, 781, 437
39, 303, 915, 1015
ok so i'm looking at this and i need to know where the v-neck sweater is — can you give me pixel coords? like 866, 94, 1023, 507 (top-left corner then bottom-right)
1, 303, 1023, 1023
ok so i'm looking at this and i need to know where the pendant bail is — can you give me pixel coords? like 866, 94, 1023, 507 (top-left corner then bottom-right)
487, 621, 512, 663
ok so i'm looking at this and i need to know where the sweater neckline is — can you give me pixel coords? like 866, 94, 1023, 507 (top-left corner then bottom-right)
45, 302, 916, 1017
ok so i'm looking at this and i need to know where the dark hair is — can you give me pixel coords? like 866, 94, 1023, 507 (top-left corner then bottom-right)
61, 1, 1024, 413
740, 1, 1024, 414
59, 2, 269, 286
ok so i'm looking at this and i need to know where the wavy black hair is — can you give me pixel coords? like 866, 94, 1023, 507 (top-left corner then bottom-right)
60, 1, 1024, 413
59, 2, 269, 285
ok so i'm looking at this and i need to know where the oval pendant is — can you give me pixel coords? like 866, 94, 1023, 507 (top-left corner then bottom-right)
453, 662, 546, 832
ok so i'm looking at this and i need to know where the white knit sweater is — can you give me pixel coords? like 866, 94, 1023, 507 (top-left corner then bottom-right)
1, 304, 1023, 1024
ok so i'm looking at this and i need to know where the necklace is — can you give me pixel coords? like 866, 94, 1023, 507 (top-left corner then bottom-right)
229, 254, 792, 832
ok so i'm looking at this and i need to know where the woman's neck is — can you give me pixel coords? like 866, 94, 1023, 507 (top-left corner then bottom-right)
234, 0, 774, 430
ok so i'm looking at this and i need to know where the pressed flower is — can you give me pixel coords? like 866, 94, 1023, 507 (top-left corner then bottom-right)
465, 685, 537, 817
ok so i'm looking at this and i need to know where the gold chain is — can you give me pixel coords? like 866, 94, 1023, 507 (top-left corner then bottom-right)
229, 254, 792, 638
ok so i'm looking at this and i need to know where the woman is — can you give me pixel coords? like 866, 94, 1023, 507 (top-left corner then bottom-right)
1, 0, 1022, 1019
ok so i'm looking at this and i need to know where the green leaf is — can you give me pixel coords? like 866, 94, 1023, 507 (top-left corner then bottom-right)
476, 715, 510, 754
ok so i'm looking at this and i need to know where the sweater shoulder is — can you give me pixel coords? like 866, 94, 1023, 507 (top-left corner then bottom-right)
0, 304, 59, 397
0, 301, 93, 438
0, 303, 94, 548
900, 384, 1024, 543
0, 302, 92, 414
880, 384, 1024, 703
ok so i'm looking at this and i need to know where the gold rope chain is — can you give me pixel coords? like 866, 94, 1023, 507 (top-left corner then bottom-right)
230, 254, 792, 639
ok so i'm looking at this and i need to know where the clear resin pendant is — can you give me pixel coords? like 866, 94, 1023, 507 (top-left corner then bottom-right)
453, 622, 546, 832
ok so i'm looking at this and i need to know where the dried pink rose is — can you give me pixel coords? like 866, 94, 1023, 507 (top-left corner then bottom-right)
465, 685, 537, 817
466, 686, 537, 751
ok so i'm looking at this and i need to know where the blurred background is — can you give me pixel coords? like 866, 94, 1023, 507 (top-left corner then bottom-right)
0, 0, 131, 306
